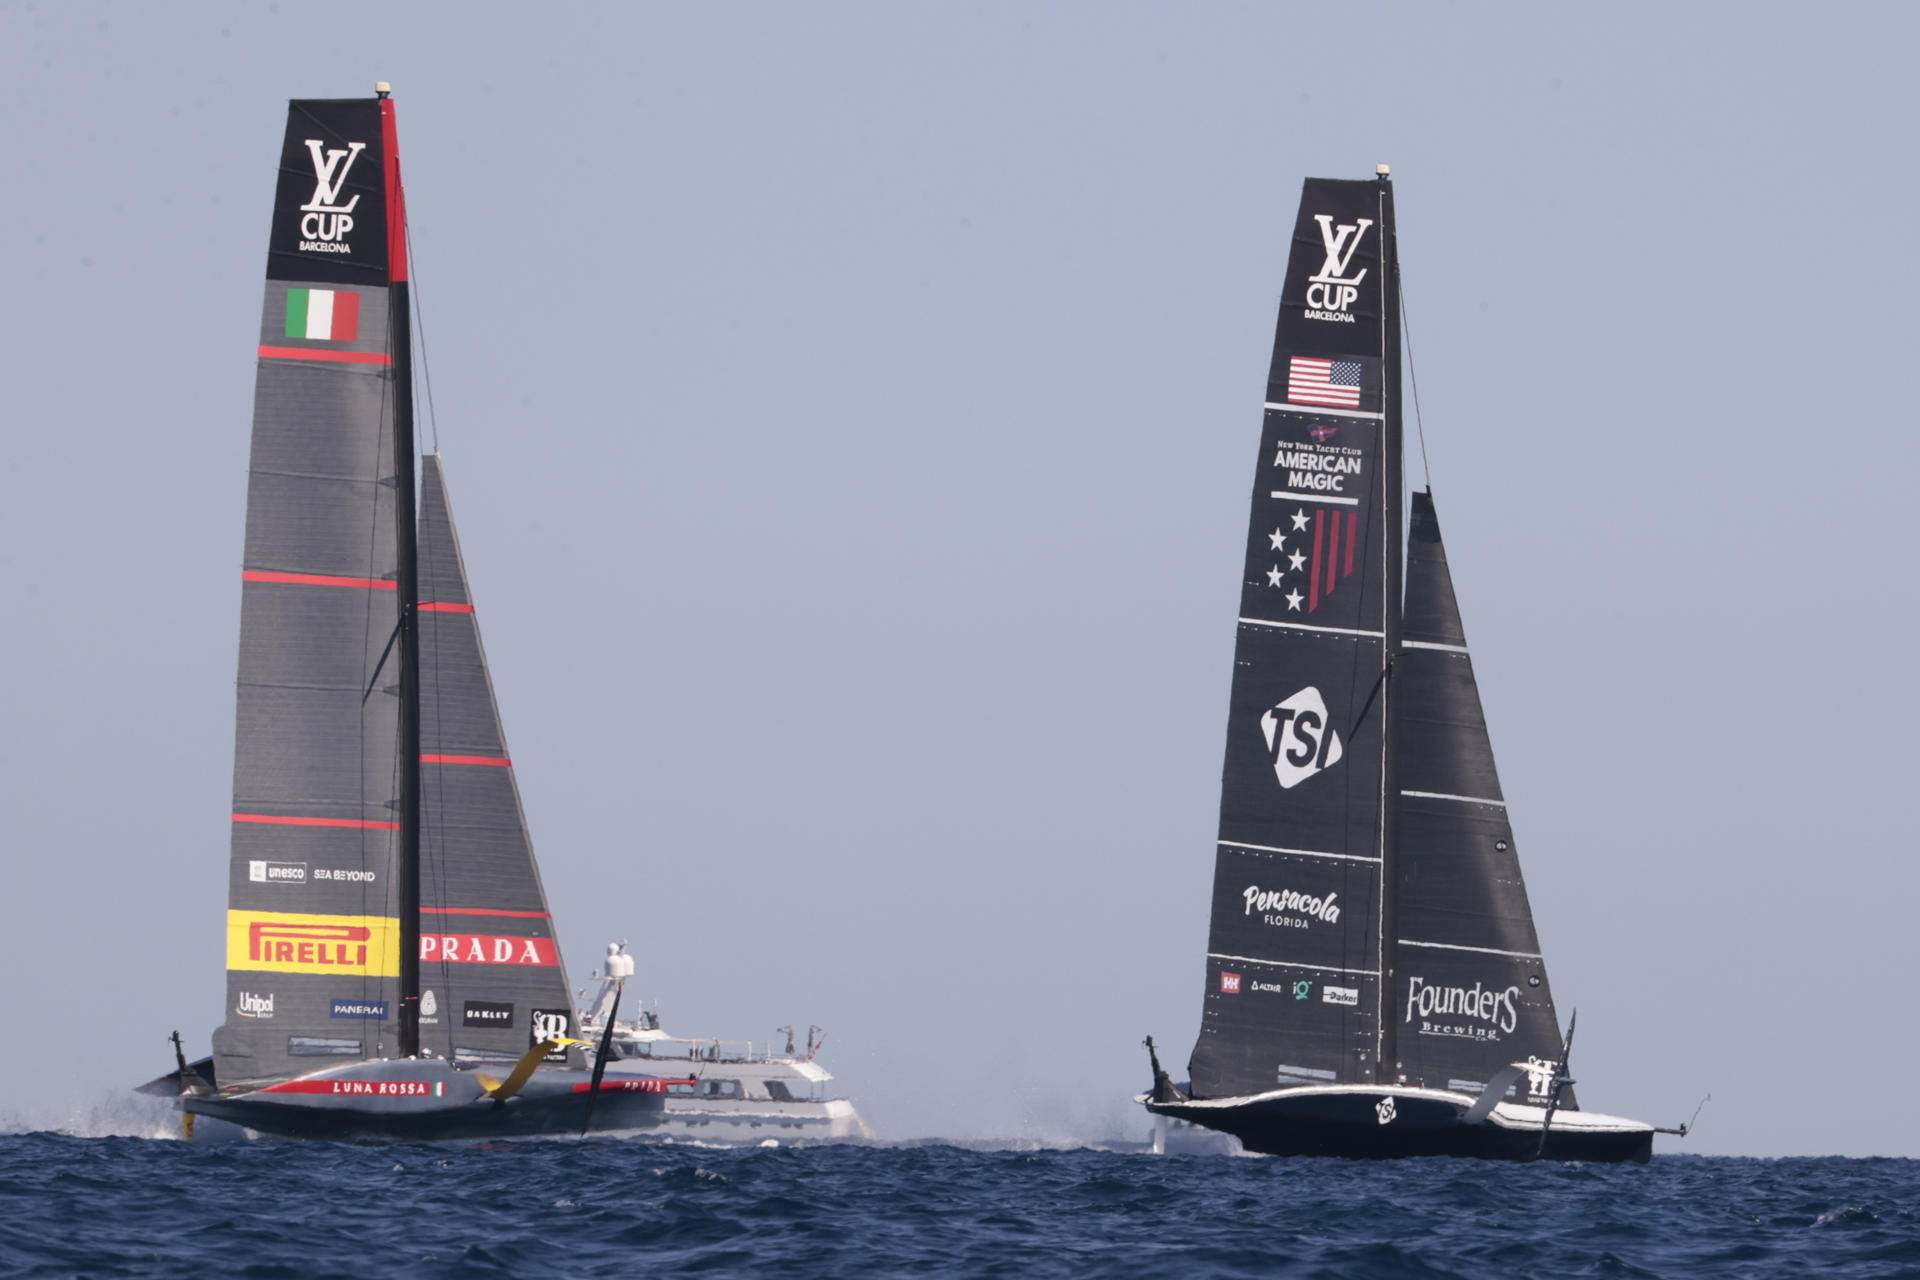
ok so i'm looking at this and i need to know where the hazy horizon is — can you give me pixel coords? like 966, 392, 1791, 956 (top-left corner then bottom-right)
3, 2, 1916, 1156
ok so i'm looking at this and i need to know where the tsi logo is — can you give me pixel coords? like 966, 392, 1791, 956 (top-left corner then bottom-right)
1259, 686, 1344, 790
1304, 214, 1373, 322
298, 139, 366, 253
235, 990, 275, 1020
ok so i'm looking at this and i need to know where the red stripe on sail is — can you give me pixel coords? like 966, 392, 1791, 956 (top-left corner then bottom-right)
418, 601, 475, 614
420, 754, 512, 767
1345, 509, 1357, 576
257, 345, 393, 366
244, 569, 397, 591
1309, 513, 1325, 611
233, 813, 400, 830
1326, 510, 1342, 594
420, 907, 550, 919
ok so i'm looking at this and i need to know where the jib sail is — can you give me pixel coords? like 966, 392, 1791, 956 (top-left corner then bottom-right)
417, 454, 577, 1066
217, 97, 408, 1089
1187, 177, 1403, 1099
1390, 491, 1571, 1105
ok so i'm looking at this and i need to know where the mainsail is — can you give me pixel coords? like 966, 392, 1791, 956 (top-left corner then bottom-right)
1391, 491, 1570, 1103
217, 98, 409, 1088
1189, 178, 1402, 1099
417, 454, 576, 1066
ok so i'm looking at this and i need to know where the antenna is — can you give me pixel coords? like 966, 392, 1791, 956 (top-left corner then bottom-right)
375, 81, 392, 98
1376, 163, 1391, 177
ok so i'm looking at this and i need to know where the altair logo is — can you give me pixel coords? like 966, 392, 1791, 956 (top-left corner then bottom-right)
235, 990, 274, 1019
298, 138, 366, 253
1259, 686, 1344, 790
1304, 214, 1373, 322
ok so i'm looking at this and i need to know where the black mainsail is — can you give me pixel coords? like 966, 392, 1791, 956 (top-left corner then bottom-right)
1153, 170, 1658, 1161
1190, 178, 1399, 1100
164, 89, 677, 1139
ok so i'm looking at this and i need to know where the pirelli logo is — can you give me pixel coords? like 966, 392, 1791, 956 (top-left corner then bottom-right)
226, 911, 402, 977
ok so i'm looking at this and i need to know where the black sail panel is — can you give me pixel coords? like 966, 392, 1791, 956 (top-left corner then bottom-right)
217, 98, 403, 1089
416, 455, 576, 1065
1189, 179, 1396, 1099
1390, 491, 1572, 1106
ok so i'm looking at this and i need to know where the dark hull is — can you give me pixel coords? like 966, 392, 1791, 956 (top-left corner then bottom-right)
184, 1089, 666, 1142
1147, 1089, 1653, 1164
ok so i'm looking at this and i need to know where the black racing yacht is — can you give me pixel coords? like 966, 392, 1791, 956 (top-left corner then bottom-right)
1141, 168, 1688, 1163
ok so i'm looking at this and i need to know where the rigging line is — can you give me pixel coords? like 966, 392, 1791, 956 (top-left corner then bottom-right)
404, 219, 442, 454
1399, 273, 1433, 491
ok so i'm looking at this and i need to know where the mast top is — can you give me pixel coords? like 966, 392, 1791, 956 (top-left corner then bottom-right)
1376, 163, 1391, 178
375, 81, 392, 98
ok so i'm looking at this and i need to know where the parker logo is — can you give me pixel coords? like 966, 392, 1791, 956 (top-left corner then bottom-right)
1322, 985, 1360, 1007
1304, 214, 1372, 322
1219, 971, 1243, 995
1259, 686, 1344, 790
248, 860, 307, 884
298, 138, 366, 253
226, 910, 400, 977
235, 990, 275, 1020
422, 933, 561, 967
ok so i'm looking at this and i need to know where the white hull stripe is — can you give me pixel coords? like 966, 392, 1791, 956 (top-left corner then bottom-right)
1399, 939, 1542, 960
1402, 639, 1469, 654
1263, 402, 1384, 421
1400, 789, 1505, 808
1208, 952, 1380, 977
1219, 840, 1380, 865
1147, 1084, 1652, 1133
1239, 616, 1385, 639
1269, 490, 1360, 506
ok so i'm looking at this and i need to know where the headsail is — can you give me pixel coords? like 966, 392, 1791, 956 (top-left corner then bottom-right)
1391, 491, 1570, 1105
416, 454, 576, 1066
1188, 178, 1401, 1099
217, 98, 407, 1089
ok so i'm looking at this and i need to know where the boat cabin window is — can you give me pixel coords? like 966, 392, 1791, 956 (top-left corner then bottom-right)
704, 1079, 740, 1099
764, 1081, 795, 1102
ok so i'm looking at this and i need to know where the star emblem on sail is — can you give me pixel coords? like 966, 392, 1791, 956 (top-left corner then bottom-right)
1258, 686, 1344, 790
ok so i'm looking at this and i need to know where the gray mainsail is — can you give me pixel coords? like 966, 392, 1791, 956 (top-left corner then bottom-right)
416, 454, 576, 1065
217, 98, 406, 1089
1390, 490, 1571, 1103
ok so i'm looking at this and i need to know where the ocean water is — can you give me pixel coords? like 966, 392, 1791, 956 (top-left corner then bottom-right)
1, 1126, 1915, 1278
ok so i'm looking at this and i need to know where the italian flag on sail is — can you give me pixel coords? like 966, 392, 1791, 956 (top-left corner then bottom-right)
284, 288, 360, 342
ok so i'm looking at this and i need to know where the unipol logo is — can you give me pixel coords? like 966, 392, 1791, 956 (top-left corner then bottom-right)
1303, 214, 1373, 322
1259, 686, 1344, 790
298, 139, 366, 253
235, 990, 274, 1020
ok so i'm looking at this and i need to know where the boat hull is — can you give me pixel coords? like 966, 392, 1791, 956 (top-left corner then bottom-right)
183, 1057, 671, 1143
1145, 1086, 1653, 1163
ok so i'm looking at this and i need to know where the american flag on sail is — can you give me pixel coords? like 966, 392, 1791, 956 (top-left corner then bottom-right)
1287, 356, 1363, 409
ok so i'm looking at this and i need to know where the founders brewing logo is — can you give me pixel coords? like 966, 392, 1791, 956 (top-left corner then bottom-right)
1303, 214, 1372, 323
1403, 976, 1521, 1041
1259, 686, 1344, 790
298, 139, 366, 255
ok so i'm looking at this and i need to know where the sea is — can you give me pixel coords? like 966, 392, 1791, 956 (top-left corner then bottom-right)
1, 1122, 1915, 1277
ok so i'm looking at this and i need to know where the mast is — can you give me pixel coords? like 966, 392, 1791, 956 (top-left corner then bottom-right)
379, 85, 422, 1060
1375, 166, 1404, 1082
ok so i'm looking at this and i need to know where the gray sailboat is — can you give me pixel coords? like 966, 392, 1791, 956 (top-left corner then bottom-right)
138, 88, 680, 1139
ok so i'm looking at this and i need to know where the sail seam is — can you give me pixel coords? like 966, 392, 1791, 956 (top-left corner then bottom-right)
1268, 490, 1361, 506
1399, 789, 1505, 808
1238, 616, 1384, 638
1398, 939, 1541, 960
1263, 402, 1384, 421
1207, 952, 1380, 977
1218, 840, 1381, 864
1401, 639, 1468, 654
